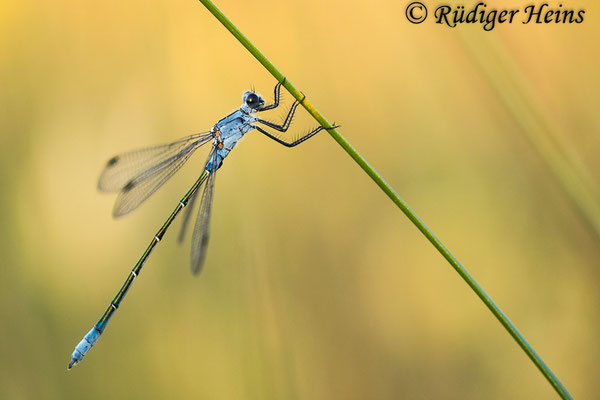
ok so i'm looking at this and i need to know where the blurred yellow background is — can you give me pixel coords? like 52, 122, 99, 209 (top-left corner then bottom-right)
1, 0, 598, 398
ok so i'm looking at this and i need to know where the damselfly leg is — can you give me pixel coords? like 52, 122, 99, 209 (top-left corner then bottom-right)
255, 84, 339, 147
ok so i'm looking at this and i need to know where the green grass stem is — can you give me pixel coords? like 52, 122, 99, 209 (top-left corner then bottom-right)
197, 1, 572, 398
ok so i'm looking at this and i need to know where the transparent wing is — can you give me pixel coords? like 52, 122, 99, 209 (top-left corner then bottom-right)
177, 147, 217, 244
98, 132, 213, 193
112, 150, 192, 217
190, 150, 218, 275
100, 132, 213, 217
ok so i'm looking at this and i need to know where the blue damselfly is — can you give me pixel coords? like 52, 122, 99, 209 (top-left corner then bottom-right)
68, 80, 335, 369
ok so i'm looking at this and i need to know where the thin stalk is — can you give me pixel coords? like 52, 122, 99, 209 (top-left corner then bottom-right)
197, 1, 572, 398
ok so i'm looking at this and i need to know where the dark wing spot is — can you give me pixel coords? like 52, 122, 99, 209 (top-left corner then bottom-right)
107, 156, 119, 167
123, 180, 136, 192
201, 235, 210, 246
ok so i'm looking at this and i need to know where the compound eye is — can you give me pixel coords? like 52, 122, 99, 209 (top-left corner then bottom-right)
246, 93, 259, 105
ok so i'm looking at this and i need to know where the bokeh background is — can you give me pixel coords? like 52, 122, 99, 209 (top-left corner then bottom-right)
1, 0, 598, 398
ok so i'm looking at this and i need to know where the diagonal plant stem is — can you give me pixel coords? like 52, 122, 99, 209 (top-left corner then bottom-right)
197, 1, 572, 398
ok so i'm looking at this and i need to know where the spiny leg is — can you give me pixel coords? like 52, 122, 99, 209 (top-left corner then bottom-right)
255, 95, 303, 132
67, 169, 211, 369
254, 124, 339, 148
258, 78, 286, 111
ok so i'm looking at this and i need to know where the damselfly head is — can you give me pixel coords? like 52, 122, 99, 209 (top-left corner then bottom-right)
242, 91, 265, 111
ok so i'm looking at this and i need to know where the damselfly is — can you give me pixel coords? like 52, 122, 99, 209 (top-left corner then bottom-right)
68, 80, 335, 369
